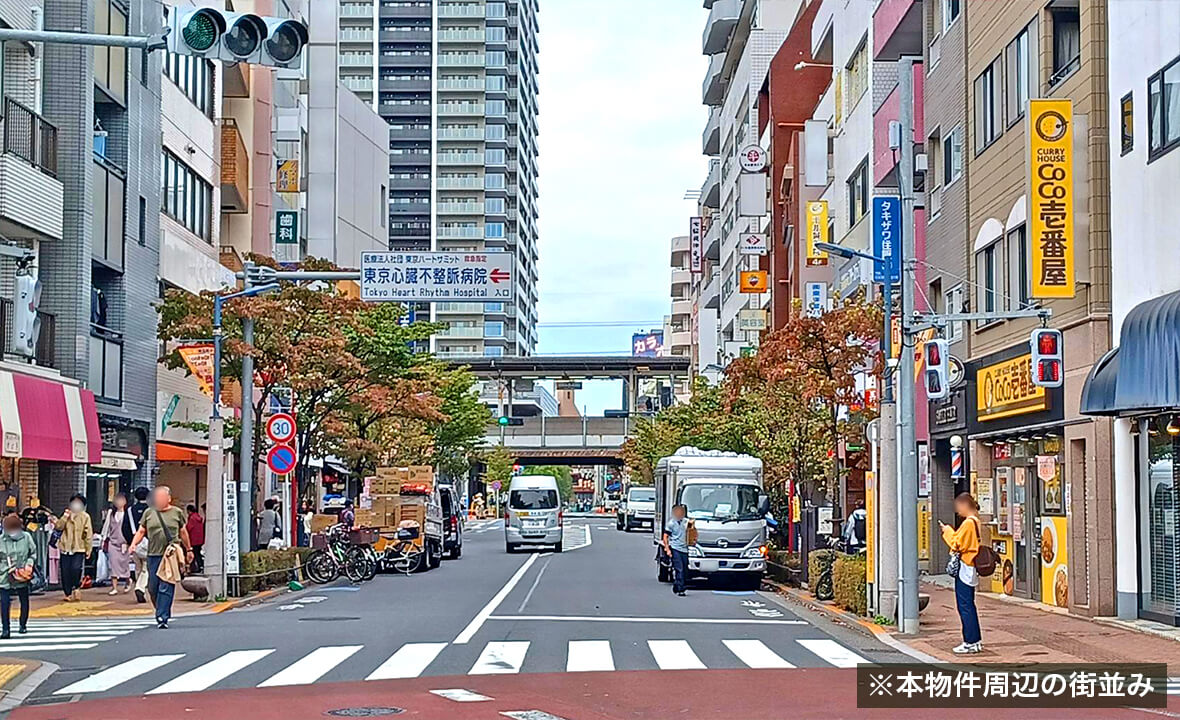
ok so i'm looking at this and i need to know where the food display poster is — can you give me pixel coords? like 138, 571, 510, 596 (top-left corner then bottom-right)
1040, 515, 1069, 608
992, 535, 1016, 596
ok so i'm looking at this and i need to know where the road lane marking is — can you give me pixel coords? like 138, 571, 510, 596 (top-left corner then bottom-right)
797, 639, 869, 668
367, 642, 448, 680
647, 640, 705, 670
431, 688, 492, 702
563, 524, 592, 552
566, 640, 614, 672
723, 639, 795, 668
0, 643, 98, 651
54, 654, 185, 695
0, 634, 123, 641
516, 556, 552, 613
487, 615, 806, 625
469, 641, 529, 675
502, 712, 571, 720
453, 554, 540, 644
146, 649, 275, 694
259, 645, 362, 687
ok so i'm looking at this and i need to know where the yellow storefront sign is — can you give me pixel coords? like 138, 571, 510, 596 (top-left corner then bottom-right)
1029, 99, 1075, 299
976, 353, 1047, 421
1041, 515, 1069, 608
917, 499, 930, 561
805, 201, 829, 266
277, 159, 300, 193
865, 472, 875, 584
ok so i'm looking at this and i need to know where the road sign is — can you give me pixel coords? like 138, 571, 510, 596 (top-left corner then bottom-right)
267, 444, 297, 476
871, 196, 901, 284
360, 252, 514, 303
266, 412, 296, 444
739, 233, 768, 255
739, 144, 767, 173
492, 480, 502, 490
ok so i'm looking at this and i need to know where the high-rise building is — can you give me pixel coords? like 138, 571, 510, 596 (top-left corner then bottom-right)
334, 0, 541, 358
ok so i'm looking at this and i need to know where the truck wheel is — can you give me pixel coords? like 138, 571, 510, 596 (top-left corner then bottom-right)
428, 541, 442, 569
744, 572, 764, 591
506, 542, 516, 554
452, 541, 462, 559
416, 543, 432, 573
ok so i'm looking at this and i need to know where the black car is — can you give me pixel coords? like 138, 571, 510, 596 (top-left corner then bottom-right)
439, 484, 464, 559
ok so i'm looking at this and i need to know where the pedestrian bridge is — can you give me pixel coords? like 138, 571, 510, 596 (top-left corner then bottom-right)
483, 416, 634, 465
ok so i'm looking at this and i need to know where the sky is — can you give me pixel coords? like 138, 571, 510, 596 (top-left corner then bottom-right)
534, 0, 707, 414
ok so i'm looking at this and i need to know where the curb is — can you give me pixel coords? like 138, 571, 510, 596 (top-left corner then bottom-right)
0, 660, 57, 716
208, 586, 287, 614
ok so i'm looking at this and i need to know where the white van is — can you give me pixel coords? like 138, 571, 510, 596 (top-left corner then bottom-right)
504, 475, 563, 553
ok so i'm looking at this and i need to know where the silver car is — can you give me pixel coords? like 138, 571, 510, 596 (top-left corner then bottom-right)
504, 475, 563, 553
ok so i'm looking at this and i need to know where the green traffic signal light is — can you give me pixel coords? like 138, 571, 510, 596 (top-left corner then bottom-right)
183, 11, 220, 52
498, 416, 509, 426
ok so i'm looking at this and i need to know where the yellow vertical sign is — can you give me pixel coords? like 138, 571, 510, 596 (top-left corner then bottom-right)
1028, 99, 1075, 299
865, 471, 875, 585
805, 201, 829, 266
917, 499, 931, 561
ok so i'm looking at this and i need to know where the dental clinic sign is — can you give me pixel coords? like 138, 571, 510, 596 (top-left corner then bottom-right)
1029, 99, 1075, 299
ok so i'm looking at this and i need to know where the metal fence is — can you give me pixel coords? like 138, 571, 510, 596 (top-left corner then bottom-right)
2, 97, 58, 177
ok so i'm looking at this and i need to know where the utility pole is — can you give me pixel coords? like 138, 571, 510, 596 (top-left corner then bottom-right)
897, 56, 921, 635
877, 285, 898, 621
238, 308, 256, 558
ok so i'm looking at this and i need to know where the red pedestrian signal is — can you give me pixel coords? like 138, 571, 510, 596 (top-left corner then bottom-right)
924, 339, 950, 400
1030, 328, 1064, 388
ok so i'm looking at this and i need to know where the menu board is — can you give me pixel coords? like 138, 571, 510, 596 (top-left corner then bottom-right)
996, 467, 1013, 535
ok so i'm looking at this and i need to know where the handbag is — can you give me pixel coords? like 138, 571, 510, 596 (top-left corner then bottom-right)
48, 527, 61, 549
946, 551, 961, 578
152, 509, 185, 579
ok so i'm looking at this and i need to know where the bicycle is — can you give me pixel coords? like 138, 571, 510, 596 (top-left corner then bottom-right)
380, 525, 424, 575
306, 525, 372, 584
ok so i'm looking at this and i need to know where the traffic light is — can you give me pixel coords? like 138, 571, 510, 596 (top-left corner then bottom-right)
923, 338, 950, 400
1030, 328, 1064, 388
167, 9, 308, 69
11, 273, 41, 358
497, 417, 523, 427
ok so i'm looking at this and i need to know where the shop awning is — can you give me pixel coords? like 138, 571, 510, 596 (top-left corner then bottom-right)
156, 442, 208, 465
325, 460, 351, 476
1082, 290, 1180, 416
0, 369, 101, 464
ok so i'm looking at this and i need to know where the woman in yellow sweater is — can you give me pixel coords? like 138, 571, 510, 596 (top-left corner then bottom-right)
939, 492, 982, 654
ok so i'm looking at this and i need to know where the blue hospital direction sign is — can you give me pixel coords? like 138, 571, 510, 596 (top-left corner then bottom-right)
361, 252, 515, 303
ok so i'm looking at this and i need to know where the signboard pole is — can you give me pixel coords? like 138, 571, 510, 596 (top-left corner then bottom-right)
203, 418, 227, 598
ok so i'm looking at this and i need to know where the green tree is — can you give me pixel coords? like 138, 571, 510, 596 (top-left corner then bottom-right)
485, 444, 514, 491
522, 465, 573, 502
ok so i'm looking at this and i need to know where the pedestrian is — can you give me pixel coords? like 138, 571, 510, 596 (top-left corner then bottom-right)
100, 493, 133, 595
257, 499, 281, 550
185, 504, 205, 573
841, 500, 867, 553
129, 486, 193, 629
662, 503, 692, 597
128, 486, 150, 603
940, 492, 983, 654
53, 494, 92, 602
0, 513, 35, 638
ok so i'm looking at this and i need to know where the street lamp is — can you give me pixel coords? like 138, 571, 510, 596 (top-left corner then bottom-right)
794, 61, 834, 71
211, 283, 280, 419
813, 241, 885, 265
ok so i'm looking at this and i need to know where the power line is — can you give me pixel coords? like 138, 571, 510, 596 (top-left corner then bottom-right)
538, 321, 663, 328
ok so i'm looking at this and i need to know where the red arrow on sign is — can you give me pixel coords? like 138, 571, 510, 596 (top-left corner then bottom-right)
490, 268, 510, 284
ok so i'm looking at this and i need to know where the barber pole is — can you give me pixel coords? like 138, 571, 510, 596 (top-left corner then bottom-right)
951, 447, 964, 480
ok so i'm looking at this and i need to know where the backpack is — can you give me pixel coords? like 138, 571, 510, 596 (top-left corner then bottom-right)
971, 517, 998, 577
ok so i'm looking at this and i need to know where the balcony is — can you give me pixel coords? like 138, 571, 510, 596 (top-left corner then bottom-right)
438, 128, 484, 141
339, 54, 373, 66
390, 176, 430, 191
220, 119, 249, 214
703, 107, 720, 156
0, 98, 62, 241
0, 298, 55, 368
436, 302, 486, 314
438, 152, 484, 165
437, 201, 483, 215
873, 0, 923, 62
381, 103, 431, 117
88, 324, 123, 403
703, 217, 721, 261
671, 298, 693, 318
438, 103, 486, 116
669, 330, 692, 349
339, 29, 374, 44
671, 268, 692, 287
91, 156, 125, 270
701, 158, 721, 207
340, 3, 372, 18
381, 77, 430, 92
439, 78, 485, 91
702, 0, 739, 55
437, 226, 483, 239
342, 76, 374, 92
437, 176, 483, 189
438, 54, 486, 67
873, 63, 924, 185
381, 3, 430, 18
438, 29, 486, 43
438, 4, 485, 18
380, 29, 431, 44
702, 53, 726, 106
702, 270, 721, 310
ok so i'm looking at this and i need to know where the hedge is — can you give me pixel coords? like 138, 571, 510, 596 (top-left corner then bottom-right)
833, 553, 867, 616
237, 547, 316, 595
766, 550, 801, 586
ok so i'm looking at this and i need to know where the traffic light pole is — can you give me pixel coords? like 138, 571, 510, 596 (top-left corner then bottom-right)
898, 57, 920, 635
0, 27, 165, 50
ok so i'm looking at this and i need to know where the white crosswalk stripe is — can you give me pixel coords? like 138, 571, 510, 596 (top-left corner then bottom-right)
647, 640, 706, 670
45, 635, 873, 695
0, 618, 156, 653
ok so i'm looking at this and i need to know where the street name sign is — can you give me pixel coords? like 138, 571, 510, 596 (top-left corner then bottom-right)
361, 252, 514, 303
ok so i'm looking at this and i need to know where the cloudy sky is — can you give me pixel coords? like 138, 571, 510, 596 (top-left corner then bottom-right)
534, 0, 707, 413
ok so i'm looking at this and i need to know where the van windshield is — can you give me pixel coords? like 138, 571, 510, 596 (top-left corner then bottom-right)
678, 483, 760, 522
628, 488, 655, 502
510, 489, 558, 510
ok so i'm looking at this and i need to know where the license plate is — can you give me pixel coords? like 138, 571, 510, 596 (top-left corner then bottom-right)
523, 520, 544, 529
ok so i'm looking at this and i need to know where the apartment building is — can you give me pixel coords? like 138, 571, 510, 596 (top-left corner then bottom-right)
960, 0, 1113, 616
334, 0, 541, 359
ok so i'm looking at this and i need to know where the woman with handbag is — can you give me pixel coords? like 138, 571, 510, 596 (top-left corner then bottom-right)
100, 493, 133, 595
0, 513, 36, 638
939, 492, 983, 654
53, 494, 93, 602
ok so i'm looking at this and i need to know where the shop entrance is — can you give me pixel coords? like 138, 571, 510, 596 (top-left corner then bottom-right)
990, 437, 1066, 602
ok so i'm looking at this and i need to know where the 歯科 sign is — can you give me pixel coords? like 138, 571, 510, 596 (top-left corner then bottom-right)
976, 353, 1048, 421
361, 252, 514, 302
1029, 99, 1075, 299
689, 217, 703, 273
177, 344, 216, 398
739, 270, 767, 293
275, 210, 299, 245
806, 201, 829, 266
739, 233, 768, 255
871, 196, 901, 285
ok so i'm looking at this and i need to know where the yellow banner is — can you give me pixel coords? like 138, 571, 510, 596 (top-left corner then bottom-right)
917, 498, 930, 561
805, 201, 829, 266
865, 472, 875, 584
177, 344, 216, 398
277, 159, 300, 193
976, 353, 1048, 421
1029, 99, 1075, 299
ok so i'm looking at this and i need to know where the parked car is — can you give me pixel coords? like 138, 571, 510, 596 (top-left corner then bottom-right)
617, 485, 656, 532
439, 484, 463, 559
505, 475, 563, 553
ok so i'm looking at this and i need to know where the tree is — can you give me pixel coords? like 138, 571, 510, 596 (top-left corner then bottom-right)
522, 465, 573, 502
485, 444, 514, 492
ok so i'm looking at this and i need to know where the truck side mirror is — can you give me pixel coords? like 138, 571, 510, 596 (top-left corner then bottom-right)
758, 495, 770, 516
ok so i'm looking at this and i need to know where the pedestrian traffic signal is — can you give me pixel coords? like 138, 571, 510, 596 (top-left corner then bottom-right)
1030, 328, 1064, 388
923, 338, 950, 400
167, 9, 307, 69
10, 273, 41, 358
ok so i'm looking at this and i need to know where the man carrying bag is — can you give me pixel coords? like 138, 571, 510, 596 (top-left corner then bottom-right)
129, 487, 192, 629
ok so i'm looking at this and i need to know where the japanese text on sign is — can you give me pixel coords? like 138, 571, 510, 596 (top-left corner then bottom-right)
872, 196, 901, 285
689, 217, 703, 273
1029, 99, 1075, 298
806, 201, 829, 266
977, 353, 1048, 421
275, 210, 299, 245
361, 252, 514, 303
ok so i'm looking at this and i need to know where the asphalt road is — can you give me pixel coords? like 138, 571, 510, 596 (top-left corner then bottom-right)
10, 516, 914, 715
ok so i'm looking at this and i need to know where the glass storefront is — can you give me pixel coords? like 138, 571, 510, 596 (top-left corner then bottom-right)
1137, 417, 1180, 623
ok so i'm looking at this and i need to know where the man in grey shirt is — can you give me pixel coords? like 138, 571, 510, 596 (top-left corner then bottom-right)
662, 503, 692, 596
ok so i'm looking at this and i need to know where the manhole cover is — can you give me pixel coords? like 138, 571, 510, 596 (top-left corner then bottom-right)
325, 708, 404, 717
298, 616, 361, 622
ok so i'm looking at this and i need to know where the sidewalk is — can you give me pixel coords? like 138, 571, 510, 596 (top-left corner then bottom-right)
905, 576, 1180, 666
15, 582, 276, 619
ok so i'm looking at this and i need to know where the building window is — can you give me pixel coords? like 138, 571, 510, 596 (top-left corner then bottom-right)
1049, 7, 1080, 88
845, 38, 869, 111
974, 58, 1003, 154
976, 242, 999, 317
1121, 93, 1134, 156
138, 196, 146, 246
1005, 19, 1037, 125
946, 285, 965, 343
846, 158, 868, 225
486, 124, 506, 140
485, 173, 505, 190
164, 54, 215, 118
943, 126, 962, 185
93, 0, 128, 104
485, 321, 504, 337
486, 75, 506, 91
942, 0, 960, 31
484, 346, 504, 357
485, 222, 505, 238
1006, 225, 1030, 310
1148, 55, 1180, 160
485, 197, 505, 214
161, 150, 212, 241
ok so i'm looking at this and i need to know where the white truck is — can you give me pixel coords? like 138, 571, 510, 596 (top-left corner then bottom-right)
653, 447, 768, 589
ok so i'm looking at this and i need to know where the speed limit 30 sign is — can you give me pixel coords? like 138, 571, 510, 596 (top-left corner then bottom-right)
266, 413, 296, 444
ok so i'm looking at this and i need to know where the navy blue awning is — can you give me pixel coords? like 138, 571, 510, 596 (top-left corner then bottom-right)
1081, 290, 1180, 416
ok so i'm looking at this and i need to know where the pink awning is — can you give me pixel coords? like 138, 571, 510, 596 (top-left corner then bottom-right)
0, 370, 102, 464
